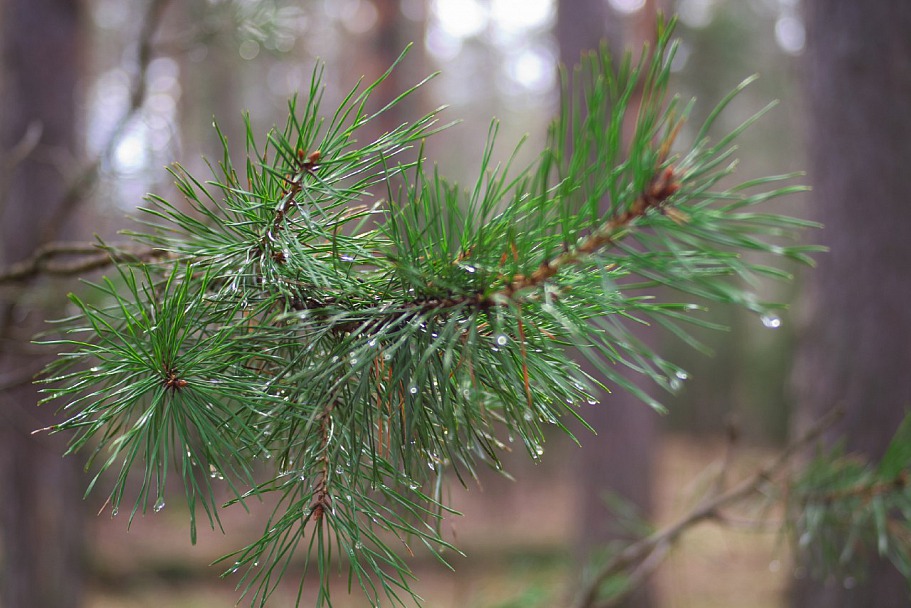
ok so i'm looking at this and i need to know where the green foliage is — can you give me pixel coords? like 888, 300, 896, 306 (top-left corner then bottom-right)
791, 416, 911, 583
39, 20, 819, 607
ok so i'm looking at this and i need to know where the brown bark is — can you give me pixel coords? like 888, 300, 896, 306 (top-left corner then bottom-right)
791, 1, 911, 605
0, 0, 87, 606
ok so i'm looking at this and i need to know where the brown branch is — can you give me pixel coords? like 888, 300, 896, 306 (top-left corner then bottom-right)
0, 121, 43, 221
0, 241, 162, 284
573, 406, 845, 608
493, 166, 680, 302
309, 400, 336, 522
39, 0, 172, 243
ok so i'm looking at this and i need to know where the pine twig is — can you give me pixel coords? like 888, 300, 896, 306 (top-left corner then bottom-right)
497, 166, 681, 302
573, 407, 845, 608
0, 241, 161, 284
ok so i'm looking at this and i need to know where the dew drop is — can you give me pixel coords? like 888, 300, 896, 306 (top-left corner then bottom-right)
586, 398, 599, 405
111, 507, 119, 517
153, 497, 166, 512
535, 445, 544, 456
409, 385, 418, 395
495, 334, 508, 346
761, 313, 782, 329
669, 378, 682, 392
368, 339, 377, 347
350, 357, 358, 365
675, 370, 689, 381
464, 265, 476, 274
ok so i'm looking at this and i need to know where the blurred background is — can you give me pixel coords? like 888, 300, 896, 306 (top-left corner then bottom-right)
1, 0, 905, 607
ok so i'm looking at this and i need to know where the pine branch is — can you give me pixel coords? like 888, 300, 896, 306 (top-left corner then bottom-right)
35, 18, 828, 608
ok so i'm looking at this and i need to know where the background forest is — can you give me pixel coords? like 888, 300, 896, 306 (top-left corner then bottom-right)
1, 1, 908, 607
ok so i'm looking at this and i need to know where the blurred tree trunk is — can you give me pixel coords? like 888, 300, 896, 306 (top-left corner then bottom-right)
355, 0, 427, 145
791, 1, 911, 606
0, 1, 87, 607
559, 3, 658, 608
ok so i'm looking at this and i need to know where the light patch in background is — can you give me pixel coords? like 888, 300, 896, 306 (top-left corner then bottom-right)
432, 0, 489, 39
92, 0, 129, 29
608, 0, 646, 15
239, 39, 261, 60
87, 68, 130, 155
341, 0, 379, 34
490, 0, 555, 39
678, 0, 716, 28
425, 23, 464, 61
113, 129, 150, 173
775, 15, 805, 54
501, 43, 557, 96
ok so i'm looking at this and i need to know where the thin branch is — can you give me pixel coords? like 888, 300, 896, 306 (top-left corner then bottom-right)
573, 407, 845, 608
0, 242, 162, 284
495, 167, 681, 302
39, 0, 172, 243
0, 121, 43, 221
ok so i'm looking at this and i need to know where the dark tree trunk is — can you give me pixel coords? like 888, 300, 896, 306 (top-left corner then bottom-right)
791, 1, 911, 606
559, 3, 658, 608
0, 1, 87, 606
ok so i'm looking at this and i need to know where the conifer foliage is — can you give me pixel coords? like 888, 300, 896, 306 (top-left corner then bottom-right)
39, 20, 816, 607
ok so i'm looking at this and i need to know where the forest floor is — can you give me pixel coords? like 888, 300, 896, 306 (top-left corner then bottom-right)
86, 433, 791, 608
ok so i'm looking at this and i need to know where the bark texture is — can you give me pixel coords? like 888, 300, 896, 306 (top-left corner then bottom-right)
0, 1, 87, 606
791, 2, 911, 605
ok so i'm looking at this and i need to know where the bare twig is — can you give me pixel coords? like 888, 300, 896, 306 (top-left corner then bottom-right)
0, 366, 39, 392
39, 0, 172, 243
573, 407, 845, 608
0, 241, 162, 284
0, 121, 43, 221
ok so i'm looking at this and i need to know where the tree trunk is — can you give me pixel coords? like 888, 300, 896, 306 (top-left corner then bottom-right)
559, 3, 658, 608
0, 1, 87, 606
791, 2, 911, 606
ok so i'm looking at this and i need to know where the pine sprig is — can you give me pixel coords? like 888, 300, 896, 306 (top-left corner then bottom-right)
38, 20, 819, 607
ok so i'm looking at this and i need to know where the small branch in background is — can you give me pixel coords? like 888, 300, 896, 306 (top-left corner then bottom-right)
0, 121, 43, 221
573, 407, 845, 608
39, 0, 172, 243
0, 242, 162, 284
